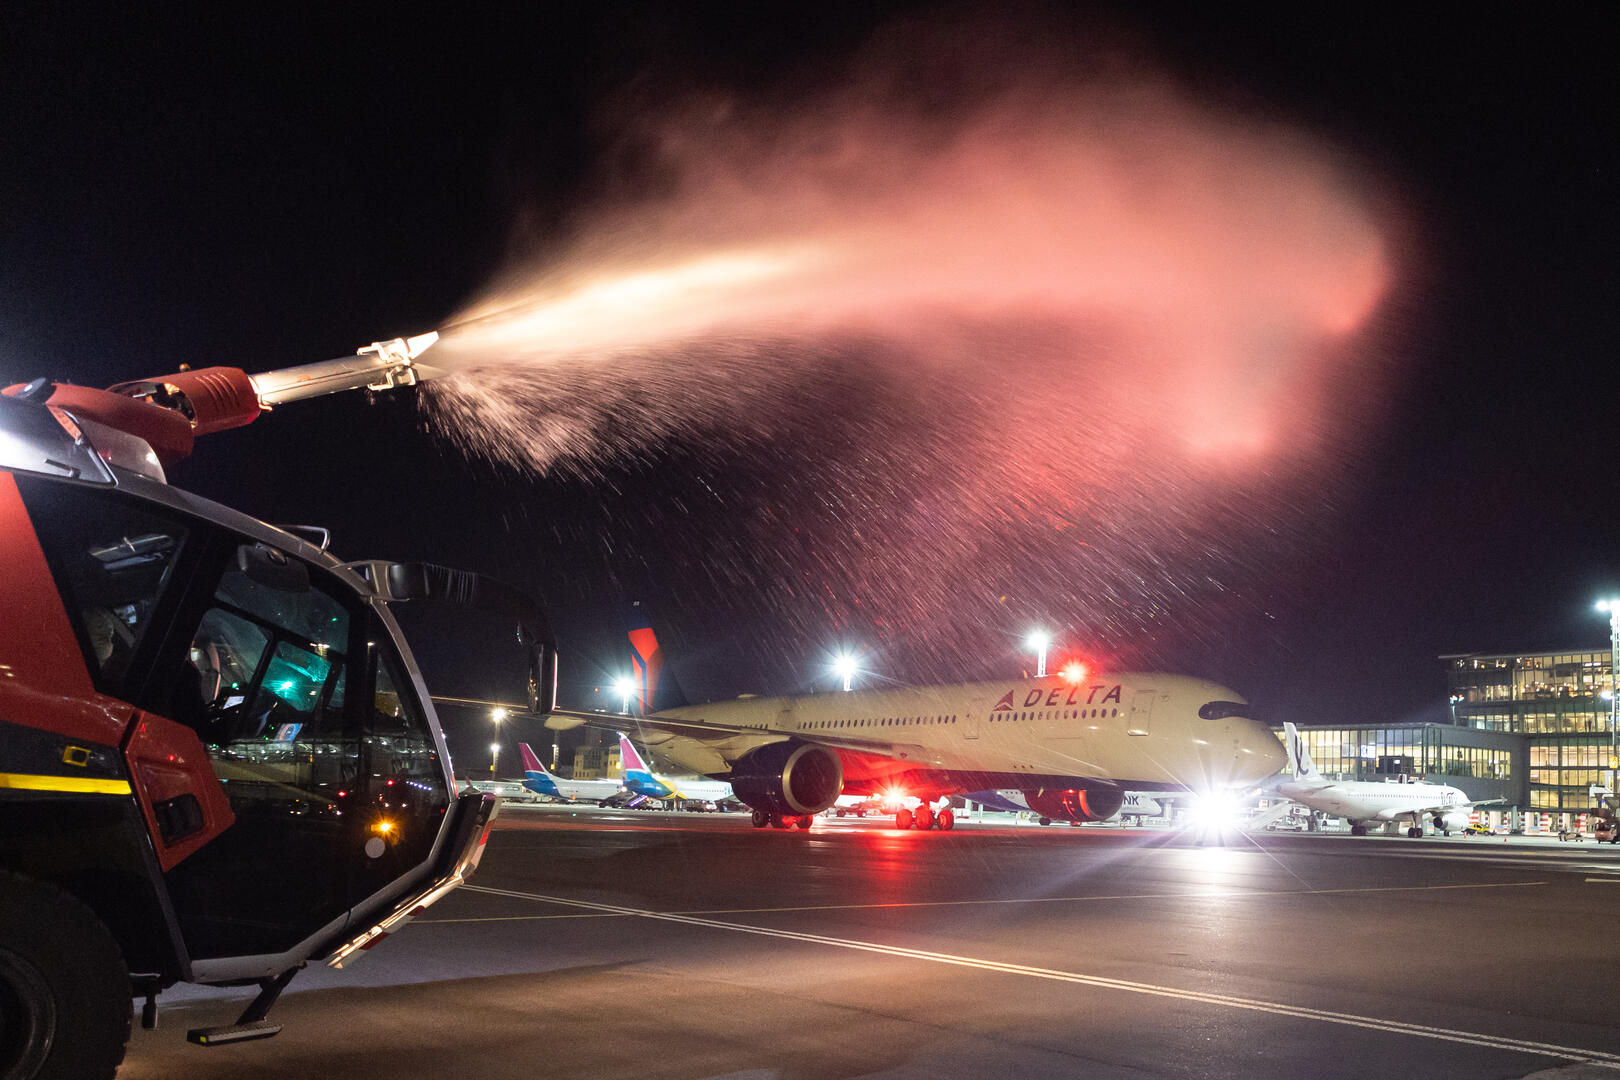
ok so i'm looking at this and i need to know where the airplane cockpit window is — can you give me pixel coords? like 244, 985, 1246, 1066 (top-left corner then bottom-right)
1198, 701, 1251, 721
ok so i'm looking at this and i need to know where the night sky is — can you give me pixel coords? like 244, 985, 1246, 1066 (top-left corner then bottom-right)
3, 5, 1616, 767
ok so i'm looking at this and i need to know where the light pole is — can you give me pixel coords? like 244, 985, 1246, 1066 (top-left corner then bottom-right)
1028, 630, 1050, 678
613, 677, 634, 715
1598, 599, 1620, 791
833, 653, 858, 692
490, 707, 507, 775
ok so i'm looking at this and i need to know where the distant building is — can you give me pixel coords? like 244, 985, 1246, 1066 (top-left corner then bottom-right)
571, 745, 622, 781
1444, 648, 1617, 813
1273, 723, 1522, 811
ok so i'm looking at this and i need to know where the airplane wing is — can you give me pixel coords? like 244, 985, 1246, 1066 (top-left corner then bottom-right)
544, 706, 939, 787
1373, 799, 1493, 821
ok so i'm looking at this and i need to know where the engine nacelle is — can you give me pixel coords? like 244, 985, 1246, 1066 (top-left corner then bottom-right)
729, 741, 844, 816
1434, 810, 1471, 834
1022, 787, 1126, 823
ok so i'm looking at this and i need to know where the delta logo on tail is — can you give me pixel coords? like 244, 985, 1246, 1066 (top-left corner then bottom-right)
628, 600, 661, 717
991, 691, 1016, 712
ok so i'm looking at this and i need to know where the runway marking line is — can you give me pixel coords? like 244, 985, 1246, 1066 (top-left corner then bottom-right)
420, 879, 1545, 923
460, 882, 1619, 1070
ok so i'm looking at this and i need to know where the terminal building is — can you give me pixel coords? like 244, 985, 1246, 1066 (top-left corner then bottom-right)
1275, 646, 1617, 830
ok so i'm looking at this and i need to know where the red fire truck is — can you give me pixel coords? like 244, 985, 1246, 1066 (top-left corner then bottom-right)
1, 334, 557, 1078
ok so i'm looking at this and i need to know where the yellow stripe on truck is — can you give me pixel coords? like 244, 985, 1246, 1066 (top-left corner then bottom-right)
0, 771, 132, 795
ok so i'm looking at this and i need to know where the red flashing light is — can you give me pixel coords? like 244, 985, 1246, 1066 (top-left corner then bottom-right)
386, 778, 395, 786
1061, 661, 1088, 684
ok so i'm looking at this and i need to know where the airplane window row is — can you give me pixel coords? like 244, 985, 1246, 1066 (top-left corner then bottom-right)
992, 708, 1120, 722
805, 715, 959, 729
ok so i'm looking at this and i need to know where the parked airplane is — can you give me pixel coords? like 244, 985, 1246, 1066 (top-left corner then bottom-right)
962, 789, 1165, 824
617, 732, 736, 805
518, 743, 626, 804
543, 619, 1284, 831
1277, 722, 1486, 837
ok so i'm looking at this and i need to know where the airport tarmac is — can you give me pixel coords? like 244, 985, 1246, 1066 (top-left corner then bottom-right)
123, 805, 1620, 1079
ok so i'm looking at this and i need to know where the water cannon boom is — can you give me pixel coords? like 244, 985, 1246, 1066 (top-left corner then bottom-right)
241, 331, 443, 406
4, 331, 442, 473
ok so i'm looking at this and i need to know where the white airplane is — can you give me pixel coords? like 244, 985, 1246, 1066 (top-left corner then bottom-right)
617, 732, 736, 805
1277, 722, 1483, 837
518, 743, 626, 804
543, 625, 1285, 831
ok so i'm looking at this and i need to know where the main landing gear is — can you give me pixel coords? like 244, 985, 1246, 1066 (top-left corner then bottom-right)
892, 804, 955, 831
750, 809, 814, 830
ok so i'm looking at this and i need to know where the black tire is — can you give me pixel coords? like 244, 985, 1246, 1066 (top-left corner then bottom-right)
0, 871, 131, 1080
936, 809, 955, 831
751, 809, 770, 828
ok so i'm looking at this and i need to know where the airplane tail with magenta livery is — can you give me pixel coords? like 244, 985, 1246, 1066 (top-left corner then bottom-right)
617, 731, 673, 798
519, 742, 560, 797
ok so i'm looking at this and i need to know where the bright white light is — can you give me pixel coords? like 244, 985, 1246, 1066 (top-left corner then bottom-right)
1028, 630, 1050, 677
491, 707, 509, 723
490, 743, 501, 753
832, 653, 859, 691
1187, 789, 1246, 838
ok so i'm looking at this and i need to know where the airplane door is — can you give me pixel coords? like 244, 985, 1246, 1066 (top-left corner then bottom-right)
1128, 692, 1156, 736
962, 709, 981, 740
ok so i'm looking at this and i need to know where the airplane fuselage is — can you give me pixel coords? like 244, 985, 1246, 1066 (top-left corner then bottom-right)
1277, 777, 1470, 825
642, 672, 1283, 797
522, 770, 625, 802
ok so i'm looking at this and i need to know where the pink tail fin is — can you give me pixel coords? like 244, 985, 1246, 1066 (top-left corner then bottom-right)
617, 732, 649, 771
519, 742, 545, 773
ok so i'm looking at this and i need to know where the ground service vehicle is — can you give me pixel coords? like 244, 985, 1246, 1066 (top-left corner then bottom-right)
1, 334, 559, 1079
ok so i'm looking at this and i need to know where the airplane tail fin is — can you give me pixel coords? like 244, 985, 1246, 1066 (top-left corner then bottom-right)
519, 742, 550, 775
617, 731, 651, 774
1283, 722, 1321, 780
627, 600, 688, 714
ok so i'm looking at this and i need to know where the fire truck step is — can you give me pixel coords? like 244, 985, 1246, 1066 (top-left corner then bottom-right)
186, 1020, 283, 1046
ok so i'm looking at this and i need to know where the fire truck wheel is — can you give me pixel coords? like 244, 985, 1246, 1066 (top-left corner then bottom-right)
0, 871, 131, 1080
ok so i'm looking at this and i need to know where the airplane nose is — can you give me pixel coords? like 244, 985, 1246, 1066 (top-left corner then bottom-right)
1238, 721, 1287, 783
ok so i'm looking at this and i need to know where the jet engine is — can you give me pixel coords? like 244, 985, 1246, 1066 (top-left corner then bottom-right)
728, 741, 844, 816
1023, 787, 1126, 823
1433, 810, 1471, 835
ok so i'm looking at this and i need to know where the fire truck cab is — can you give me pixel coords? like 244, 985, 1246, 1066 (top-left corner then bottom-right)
0, 350, 553, 1079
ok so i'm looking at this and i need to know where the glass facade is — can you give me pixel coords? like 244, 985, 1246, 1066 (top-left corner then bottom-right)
1276, 727, 1514, 783
1447, 650, 1619, 812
